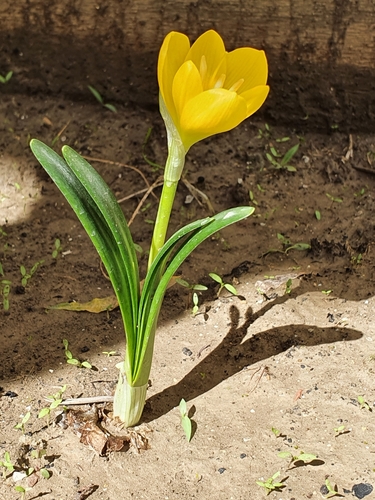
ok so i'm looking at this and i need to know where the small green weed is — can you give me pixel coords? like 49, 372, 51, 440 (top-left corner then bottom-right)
88, 85, 117, 113
52, 238, 62, 259
266, 143, 299, 172
357, 395, 371, 411
1, 279, 11, 311
326, 193, 343, 203
38, 385, 67, 424
322, 478, 344, 498
20, 260, 44, 287
63, 339, 92, 368
14, 412, 31, 433
256, 471, 286, 495
0, 71, 13, 84
0, 451, 15, 478
278, 450, 317, 469
179, 398, 192, 442
209, 272, 237, 297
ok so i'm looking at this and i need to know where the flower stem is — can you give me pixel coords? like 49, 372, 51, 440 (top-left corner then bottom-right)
148, 179, 178, 268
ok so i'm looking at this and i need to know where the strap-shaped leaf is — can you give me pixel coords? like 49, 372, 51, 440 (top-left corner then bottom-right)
61, 146, 140, 341
133, 206, 253, 383
30, 140, 138, 348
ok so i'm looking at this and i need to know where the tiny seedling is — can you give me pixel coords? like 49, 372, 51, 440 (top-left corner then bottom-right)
1, 279, 11, 311
257, 122, 271, 139
357, 395, 371, 411
354, 187, 365, 197
88, 85, 117, 113
192, 292, 199, 315
322, 290, 333, 296
256, 471, 286, 495
14, 486, 31, 499
271, 427, 287, 439
209, 272, 237, 297
102, 350, 117, 357
285, 278, 293, 295
14, 412, 31, 433
351, 253, 362, 266
266, 143, 299, 171
322, 478, 344, 498
0, 451, 15, 478
278, 450, 317, 469
315, 210, 321, 220
38, 385, 67, 423
176, 278, 208, 314
20, 260, 44, 287
52, 238, 62, 258
179, 398, 192, 442
326, 193, 343, 203
334, 425, 350, 437
0, 71, 13, 84
63, 339, 92, 369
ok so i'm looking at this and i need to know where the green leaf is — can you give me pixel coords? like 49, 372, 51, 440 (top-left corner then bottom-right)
88, 85, 103, 104
181, 415, 192, 442
134, 207, 253, 384
81, 361, 92, 369
278, 451, 292, 459
40, 468, 50, 479
298, 453, 316, 462
67, 358, 80, 365
208, 272, 222, 284
224, 283, 237, 295
179, 398, 187, 417
38, 408, 50, 418
285, 243, 311, 253
281, 143, 299, 166
104, 103, 117, 113
30, 141, 139, 362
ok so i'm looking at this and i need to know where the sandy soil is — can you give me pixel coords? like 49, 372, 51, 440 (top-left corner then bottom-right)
1, 94, 375, 500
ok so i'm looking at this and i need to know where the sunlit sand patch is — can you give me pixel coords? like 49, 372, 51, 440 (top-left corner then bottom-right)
0, 154, 41, 225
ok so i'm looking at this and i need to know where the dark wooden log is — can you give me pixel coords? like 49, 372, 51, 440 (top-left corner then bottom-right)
1, 0, 374, 130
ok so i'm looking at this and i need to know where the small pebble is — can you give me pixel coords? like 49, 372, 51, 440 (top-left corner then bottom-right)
352, 483, 373, 499
182, 347, 192, 356
240, 453, 247, 459
218, 468, 226, 474
81, 346, 90, 353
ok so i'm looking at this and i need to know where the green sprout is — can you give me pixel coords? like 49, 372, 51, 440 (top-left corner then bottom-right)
88, 85, 117, 113
176, 278, 208, 314
334, 424, 350, 437
179, 398, 192, 442
278, 450, 317, 469
38, 385, 67, 424
266, 143, 299, 171
0, 451, 15, 478
256, 471, 286, 495
322, 478, 344, 498
1, 279, 11, 311
315, 210, 321, 220
209, 272, 237, 297
326, 193, 343, 203
102, 351, 117, 357
52, 238, 62, 258
20, 260, 44, 287
357, 395, 371, 411
63, 339, 92, 369
14, 411, 31, 433
0, 71, 13, 84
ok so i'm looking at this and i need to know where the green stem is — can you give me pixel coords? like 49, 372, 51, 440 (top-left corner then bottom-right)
148, 180, 178, 268
113, 362, 148, 427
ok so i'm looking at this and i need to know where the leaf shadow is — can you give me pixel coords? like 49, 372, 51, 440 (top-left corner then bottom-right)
143, 292, 363, 423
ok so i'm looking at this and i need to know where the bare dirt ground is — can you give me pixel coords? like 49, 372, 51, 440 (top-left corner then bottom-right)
1, 93, 375, 500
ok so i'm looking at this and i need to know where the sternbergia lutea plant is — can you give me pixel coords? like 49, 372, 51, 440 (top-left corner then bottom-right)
30, 30, 269, 427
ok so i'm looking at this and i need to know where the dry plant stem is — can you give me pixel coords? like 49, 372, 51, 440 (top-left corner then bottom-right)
58, 396, 114, 406
182, 177, 215, 214
127, 177, 164, 226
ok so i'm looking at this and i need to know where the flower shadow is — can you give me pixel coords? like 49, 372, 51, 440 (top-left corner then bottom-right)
142, 294, 363, 423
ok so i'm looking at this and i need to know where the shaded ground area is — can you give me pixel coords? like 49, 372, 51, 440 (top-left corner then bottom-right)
1, 94, 375, 499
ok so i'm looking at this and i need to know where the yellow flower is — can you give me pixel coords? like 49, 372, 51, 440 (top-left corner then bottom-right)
158, 29, 269, 152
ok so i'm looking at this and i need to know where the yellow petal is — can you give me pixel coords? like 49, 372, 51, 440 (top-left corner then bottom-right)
172, 60, 203, 119
184, 30, 226, 90
179, 89, 247, 150
158, 32, 191, 121
225, 48, 268, 93
240, 85, 270, 117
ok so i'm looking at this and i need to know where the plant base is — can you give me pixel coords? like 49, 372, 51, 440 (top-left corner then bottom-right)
113, 362, 148, 427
